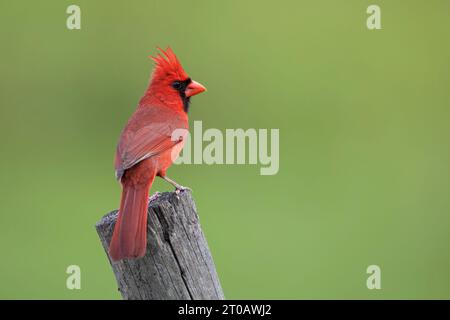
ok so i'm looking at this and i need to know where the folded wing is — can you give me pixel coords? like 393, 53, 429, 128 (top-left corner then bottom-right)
115, 105, 188, 180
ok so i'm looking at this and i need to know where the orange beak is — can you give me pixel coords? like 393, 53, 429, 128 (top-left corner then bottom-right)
185, 80, 206, 97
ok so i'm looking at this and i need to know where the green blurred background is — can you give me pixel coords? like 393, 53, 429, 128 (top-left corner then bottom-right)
0, 0, 449, 299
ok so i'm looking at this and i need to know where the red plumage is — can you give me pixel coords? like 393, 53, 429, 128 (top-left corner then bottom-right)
109, 48, 206, 261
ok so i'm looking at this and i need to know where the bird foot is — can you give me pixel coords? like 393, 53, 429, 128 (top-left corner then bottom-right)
175, 186, 191, 194
148, 192, 161, 203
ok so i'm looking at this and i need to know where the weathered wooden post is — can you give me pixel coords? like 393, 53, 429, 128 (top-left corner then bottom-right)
95, 190, 225, 300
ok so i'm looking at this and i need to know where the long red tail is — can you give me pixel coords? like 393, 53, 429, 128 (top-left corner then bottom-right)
109, 178, 154, 261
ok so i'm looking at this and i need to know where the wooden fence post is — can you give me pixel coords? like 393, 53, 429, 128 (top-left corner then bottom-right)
95, 190, 225, 300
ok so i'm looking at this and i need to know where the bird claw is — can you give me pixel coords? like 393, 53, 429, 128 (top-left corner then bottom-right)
148, 192, 161, 203
175, 186, 191, 194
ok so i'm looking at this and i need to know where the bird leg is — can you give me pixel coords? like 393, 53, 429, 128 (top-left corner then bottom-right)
161, 176, 191, 194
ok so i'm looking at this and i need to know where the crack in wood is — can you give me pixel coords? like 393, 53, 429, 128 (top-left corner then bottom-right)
95, 190, 224, 300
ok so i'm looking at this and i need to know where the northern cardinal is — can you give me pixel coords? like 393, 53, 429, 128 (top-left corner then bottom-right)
109, 48, 206, 261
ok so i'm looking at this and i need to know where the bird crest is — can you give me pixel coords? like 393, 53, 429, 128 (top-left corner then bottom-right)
150, 47, 188, 80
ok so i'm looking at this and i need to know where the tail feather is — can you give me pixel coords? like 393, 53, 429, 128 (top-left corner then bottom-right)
109, 180, 153, 261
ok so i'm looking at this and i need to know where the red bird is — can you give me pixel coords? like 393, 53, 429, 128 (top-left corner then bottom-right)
109, 48, 206, 261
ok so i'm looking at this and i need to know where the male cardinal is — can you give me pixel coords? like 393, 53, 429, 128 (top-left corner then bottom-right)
109, 48, 206, 261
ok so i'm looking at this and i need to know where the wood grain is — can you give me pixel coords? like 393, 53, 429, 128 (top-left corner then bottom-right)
95, 190, 224, 300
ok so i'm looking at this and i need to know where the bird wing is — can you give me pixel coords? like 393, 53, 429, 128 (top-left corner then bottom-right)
115, 105, 188, 180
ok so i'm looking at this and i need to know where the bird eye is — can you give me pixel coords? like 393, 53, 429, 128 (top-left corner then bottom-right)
172, 81, 182, 90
